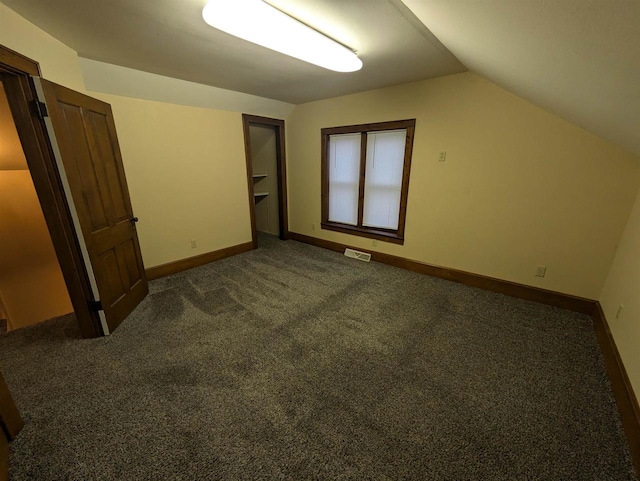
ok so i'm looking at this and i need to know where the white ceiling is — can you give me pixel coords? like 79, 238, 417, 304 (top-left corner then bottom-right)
402, 0, 640, 157
1, 0, 465, 104
4, 0, 639, 157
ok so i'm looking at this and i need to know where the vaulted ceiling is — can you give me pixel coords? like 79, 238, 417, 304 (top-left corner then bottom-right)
2, 0, 639, 156
402, 0, 640, 157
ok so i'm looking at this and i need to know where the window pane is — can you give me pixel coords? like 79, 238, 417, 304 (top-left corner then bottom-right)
328, 133, 360, 226
362, 130, 407, 230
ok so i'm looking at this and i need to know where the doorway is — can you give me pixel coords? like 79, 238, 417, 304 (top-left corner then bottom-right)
0, 47, 101, 338
0, 44, 148, 338
0, 81, 73, 332
242, 115, 288, 248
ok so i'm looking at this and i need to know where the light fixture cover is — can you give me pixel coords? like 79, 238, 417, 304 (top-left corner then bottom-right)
202, 0, 363, 72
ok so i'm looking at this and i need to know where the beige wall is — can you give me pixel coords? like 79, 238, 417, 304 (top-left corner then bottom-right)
87, 92, 253, 268
287, 72, 640, 299
0, 2, 85, 91
0, 171, 73, 330
600, 190, 640, 398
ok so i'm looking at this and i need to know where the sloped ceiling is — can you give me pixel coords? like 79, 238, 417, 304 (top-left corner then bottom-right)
401, 0, 640, 157
0, 0, 465, 104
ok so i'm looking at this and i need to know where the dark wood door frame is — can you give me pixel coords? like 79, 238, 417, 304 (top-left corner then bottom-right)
0, 45, 102, 338
0, 372, 23, 442
242, 114, 289, 248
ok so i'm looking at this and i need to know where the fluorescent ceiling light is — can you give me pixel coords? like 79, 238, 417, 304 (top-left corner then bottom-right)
202, 0, 363, 72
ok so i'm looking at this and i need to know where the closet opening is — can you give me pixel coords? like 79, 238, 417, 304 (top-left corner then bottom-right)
0, 80, 73, 334
242, 115, 288, 248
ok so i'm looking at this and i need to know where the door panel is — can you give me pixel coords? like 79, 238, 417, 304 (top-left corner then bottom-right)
59, 102, 111, 231
88, 111, 130, 223
41, 80, 148, 332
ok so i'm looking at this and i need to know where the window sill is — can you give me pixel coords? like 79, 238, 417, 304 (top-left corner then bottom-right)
321, 222, 404, 245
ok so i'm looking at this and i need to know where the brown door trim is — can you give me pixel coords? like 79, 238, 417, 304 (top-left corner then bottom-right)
592, 303, 640, 474
0, 432, 7, 481
0, 45, 40, 77
242, 114, 289, 247
0, 372, 23, 441
0, 45, 102, 338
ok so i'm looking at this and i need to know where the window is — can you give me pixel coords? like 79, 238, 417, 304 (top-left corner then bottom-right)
321, 119, 416, 244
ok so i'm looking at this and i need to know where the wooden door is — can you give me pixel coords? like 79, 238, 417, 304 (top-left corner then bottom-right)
0, 372, 23, 442
0, 432, 7, 481
41, 80, 148, 332
0, 370, 22, 481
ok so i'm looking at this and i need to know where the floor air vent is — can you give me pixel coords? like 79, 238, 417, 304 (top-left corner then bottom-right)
344, 248, 372, 262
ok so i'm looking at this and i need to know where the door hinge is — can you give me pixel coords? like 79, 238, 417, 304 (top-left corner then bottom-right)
30, 100, 48, 120
89, 300, 103, 311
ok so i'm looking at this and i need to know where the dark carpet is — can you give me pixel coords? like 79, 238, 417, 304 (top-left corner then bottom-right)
0, 234, 636, 480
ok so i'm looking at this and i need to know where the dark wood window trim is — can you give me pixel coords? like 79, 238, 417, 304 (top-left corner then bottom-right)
321, 119, 416, 245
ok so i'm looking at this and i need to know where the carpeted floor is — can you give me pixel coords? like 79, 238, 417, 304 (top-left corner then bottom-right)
0, 234, 636, 480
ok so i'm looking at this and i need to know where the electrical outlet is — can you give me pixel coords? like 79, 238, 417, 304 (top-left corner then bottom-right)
311, 223, 316, 231
616, 305, 624, 320
190, 239, 197, 249
438, 151, 447, 162
535, 265, 546, 277
372, 239, 377, 247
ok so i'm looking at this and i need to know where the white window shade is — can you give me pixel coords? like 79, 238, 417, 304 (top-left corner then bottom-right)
362, 130, 407, 230
328, 133, 361, 226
